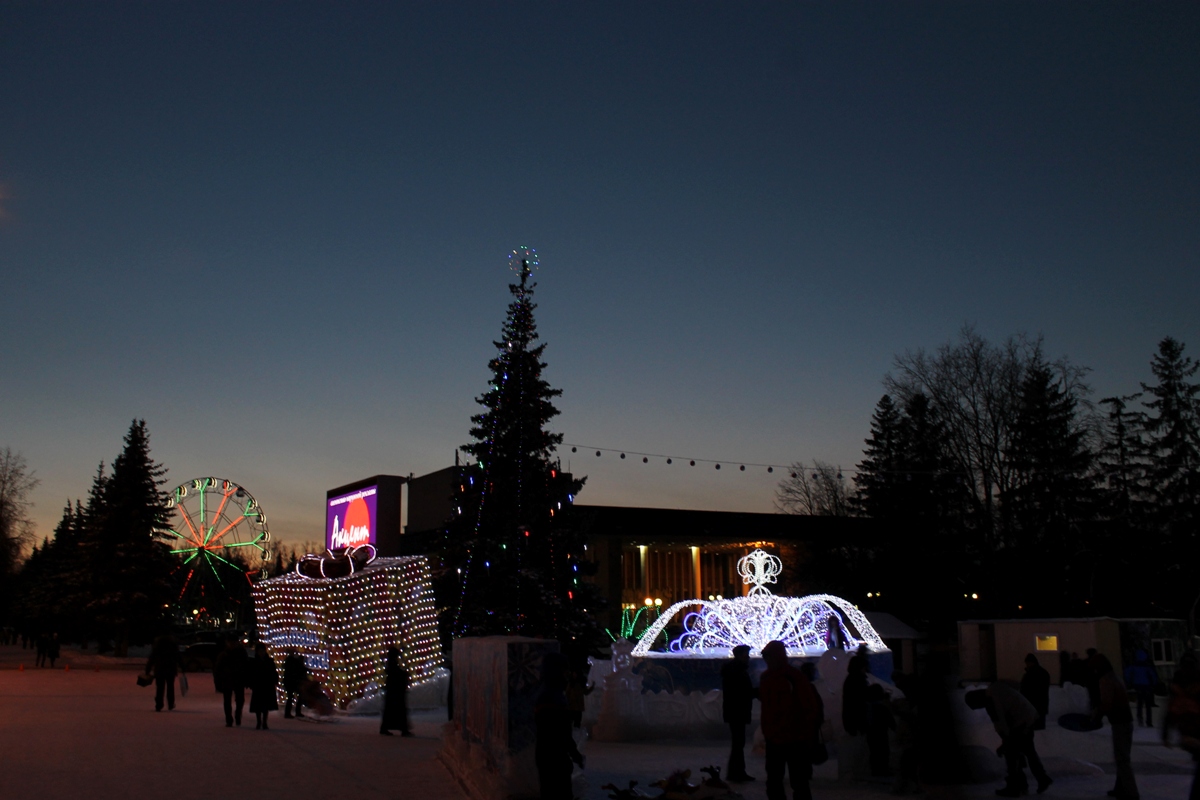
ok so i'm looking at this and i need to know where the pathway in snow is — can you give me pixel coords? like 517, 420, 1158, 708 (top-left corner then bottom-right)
1, 645, 1194, 800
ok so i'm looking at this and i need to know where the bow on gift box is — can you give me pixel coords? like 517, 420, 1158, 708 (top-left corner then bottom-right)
295, 544, 377, 579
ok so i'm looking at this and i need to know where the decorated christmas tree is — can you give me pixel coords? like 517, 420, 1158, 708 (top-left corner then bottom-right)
436, 247, 603, 651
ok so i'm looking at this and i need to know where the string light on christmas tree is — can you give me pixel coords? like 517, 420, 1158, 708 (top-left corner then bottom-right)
438, 244, 600, 647
509, 245, 539, 278
630, 549, 887, 658
254, 555, 443, 708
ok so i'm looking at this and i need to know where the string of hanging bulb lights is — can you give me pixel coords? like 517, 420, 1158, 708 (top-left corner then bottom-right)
562, 443, 849, 479
557, 443, 991, 482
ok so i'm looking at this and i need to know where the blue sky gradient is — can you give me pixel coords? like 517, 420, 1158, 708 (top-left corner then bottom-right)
2, 2, 1197, 544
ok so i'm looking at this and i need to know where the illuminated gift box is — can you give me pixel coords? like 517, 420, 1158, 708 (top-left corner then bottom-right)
253, 555, 443, 708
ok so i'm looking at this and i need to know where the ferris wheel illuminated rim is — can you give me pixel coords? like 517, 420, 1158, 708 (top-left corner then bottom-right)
165, 477, 270, 573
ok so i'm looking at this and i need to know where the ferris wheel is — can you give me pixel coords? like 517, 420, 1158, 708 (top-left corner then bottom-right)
165, 477, 270, 604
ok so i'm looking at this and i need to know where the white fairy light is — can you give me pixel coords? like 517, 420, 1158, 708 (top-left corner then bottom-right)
629, 550, 887, 658
253, 555, 443, 708
738, 548, 783, 596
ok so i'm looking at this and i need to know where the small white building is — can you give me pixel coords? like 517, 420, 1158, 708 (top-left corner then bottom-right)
958, 616, 1189, 684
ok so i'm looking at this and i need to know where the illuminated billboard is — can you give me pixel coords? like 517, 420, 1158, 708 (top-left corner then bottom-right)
324, 475, 406, 555
326, 485, 378, 550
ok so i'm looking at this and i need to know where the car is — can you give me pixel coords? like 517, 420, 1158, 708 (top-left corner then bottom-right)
181, 642, 219, 672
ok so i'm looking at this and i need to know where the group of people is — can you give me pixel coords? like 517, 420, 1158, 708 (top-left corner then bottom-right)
3, 628, 63, 667
970, 647, 1200, 800
143, 634, 304, 729
708, 639, 1200, 800
141, 635, 416, 737
720, 641, 825, 800
33, 632, 61, 668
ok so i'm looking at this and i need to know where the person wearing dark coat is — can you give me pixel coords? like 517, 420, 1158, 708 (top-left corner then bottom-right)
966, 683, 1052, 797
866, 682, 895, 776
1020, 653, 1051, 730
146, 634, 180, 711
1093, 654, 1139, 800
1162, 651, 1200, 800
759, 640, 821, 800
47, 633, 61, 668
249, 643, 279, 730
842, 655, 870, 735
35, 632, 48, 667
283, 649, 308, 719
722, 644, 757, 782
213, 636, 248, 727
535, 652, 584, 800
1124, 649, 1159, 728
379, 646, 412, 736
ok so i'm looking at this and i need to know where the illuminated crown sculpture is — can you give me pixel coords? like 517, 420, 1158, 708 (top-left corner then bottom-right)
630, 549, 887, 658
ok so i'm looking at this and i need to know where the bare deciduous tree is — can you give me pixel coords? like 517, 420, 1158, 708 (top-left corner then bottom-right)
775, 460, 852, 516
0, 448, 39, 574
883, 325, 1090, 547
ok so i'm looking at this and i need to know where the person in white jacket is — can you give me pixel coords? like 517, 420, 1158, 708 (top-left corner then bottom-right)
966, 683, 1053, 797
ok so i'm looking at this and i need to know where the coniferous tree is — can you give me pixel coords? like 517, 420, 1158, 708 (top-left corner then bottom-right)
1002, 360, 1097, 611
850, 393, 971, 621
1004, 362, 1095, 542
89, 420, 175, 653
1139, 337, 1200, 612
854, 395, 905, 520
1098, 394, 1146, 526
436, 253, 603, 651
39, 501, 84, 640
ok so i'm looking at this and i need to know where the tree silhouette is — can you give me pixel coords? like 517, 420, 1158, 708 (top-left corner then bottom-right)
88, 420, 175, 653
436, 252, 603, 650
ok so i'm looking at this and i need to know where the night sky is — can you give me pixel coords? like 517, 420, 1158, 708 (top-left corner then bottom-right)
2, 2, 1197, 545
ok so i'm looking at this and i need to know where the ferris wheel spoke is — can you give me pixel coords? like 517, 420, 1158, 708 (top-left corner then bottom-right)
207, 549, 235, 566
204, 552, 229, 590
223, 534, 266, 551
199, 484, 208, 540
175, 502, 204, 547
206, 514, 247, 547
182, 552, 200, 565
210, 486, 236, 532
170, 546, 201, 554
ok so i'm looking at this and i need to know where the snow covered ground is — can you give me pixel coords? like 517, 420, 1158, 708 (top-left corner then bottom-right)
1, 645, 1194, 800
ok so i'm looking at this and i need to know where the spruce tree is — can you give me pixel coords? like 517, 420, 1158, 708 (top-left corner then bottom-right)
1004, 361, 1095, 546
854, 395, 905, 520
852, 393, 971, 620
1139, 337, 1200, 611
89, 420, 175, 653
436, 250, 603, 651
1098, 394, 1146, 526
1002, 361, 1096, 612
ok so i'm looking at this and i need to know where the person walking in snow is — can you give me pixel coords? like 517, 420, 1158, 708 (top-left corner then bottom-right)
146, 634, 180, 711
965, 682, 1052, 797
379, 646, 412, 737
759, 640, 822, 800
1124, 649, 1158, 728
248, 642, 279, 730
1093, 654, 1139, 800
283, 649, 307, 719
213, 635, 247, 727
722, 644, 757, 782
1162, 651, 1200, 800
1020, 654, 1051, 730
534, 652, 584, 800
46, 633, 60, 668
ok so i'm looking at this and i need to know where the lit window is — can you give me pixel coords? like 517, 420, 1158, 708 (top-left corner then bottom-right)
1152, 639, 1175, 665
1035, 635, 1058, 651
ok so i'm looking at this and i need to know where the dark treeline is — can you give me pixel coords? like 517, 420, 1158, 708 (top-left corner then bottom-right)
783, 329, 1200, 631
10, 420, 177, 655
